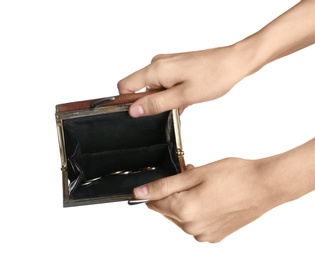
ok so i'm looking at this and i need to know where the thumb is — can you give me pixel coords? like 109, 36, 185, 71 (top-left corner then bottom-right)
129, 85, 190, 117
133, 166, 200, 201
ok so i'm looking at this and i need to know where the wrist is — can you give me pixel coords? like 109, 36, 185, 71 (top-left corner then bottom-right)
232, 0, 315, 79
254, 139, 315, 209
231, 36, 267, 78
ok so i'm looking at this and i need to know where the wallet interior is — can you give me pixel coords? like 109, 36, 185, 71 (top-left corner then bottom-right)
60, 109, 181, 206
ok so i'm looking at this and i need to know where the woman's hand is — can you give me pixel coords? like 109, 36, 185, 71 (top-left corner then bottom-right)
134, 158, 272, 243
118, 46, 253, 117
132, 139, 315, 243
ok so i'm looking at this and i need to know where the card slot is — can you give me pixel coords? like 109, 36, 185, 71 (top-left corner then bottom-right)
63, 112, 170, 154
69, 143, 170, 182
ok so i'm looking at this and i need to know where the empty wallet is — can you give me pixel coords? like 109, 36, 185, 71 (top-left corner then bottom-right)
55, 91, 185, 207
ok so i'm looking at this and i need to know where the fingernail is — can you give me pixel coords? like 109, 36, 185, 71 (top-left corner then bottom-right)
134, 185, 148, 199
130, 105, 144, 117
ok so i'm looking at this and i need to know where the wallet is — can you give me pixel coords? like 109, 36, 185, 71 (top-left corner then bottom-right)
55, 92, 185, 207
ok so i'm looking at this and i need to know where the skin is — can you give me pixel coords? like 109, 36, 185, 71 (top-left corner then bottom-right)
117, 0, 315, 243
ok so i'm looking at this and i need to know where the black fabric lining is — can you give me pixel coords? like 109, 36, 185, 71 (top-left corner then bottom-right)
62, 110, 180, 200
70, 144, 169, 181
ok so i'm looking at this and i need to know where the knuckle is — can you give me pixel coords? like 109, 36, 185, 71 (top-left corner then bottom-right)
117, 80, 125, 92
145, 60, 165, 86
181, 223, 198, 236
151, 53, 165, 63
150, 57, 173, 78
194, 235, 222, 244
146, 201, 158, 212
117, 79, 134, 94
150, 58, 166, 74
175, 201, 195, 222
209, 237, 223, 244
194, 235, 208, 243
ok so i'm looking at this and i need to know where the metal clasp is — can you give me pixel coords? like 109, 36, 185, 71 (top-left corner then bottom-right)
91, 96, 115, 108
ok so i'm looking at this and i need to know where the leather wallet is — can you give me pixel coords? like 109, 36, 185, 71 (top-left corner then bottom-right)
55, 92, 185, 207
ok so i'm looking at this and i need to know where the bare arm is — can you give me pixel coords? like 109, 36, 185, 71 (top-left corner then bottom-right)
118, 0, 315, 117
240, 0, 315, 75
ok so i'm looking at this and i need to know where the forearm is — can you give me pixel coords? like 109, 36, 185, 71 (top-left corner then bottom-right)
257, 138, 315, 209
234, 0, 315, 75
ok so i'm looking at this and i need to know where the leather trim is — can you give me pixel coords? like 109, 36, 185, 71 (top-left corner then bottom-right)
56, 90, 160, 113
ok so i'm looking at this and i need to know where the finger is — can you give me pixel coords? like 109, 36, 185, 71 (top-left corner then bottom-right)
186, 164, 195, 170
118, 53, 179, 94
132, 167, 201, 201
117, 65, 152, 94
161, 214, 206, 239
147, 199, 176, 220
151, 53, 177, 63
162, 214, 188, 234
147, 187, 201, 223
128, 83, 192, 117
179, 106, 188, 115
146, 193, 184, 220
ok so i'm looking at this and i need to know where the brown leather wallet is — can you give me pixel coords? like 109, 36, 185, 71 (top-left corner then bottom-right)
55, 92, 185, 207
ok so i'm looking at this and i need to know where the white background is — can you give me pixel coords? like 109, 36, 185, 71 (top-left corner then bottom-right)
1, 0, 315, 259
